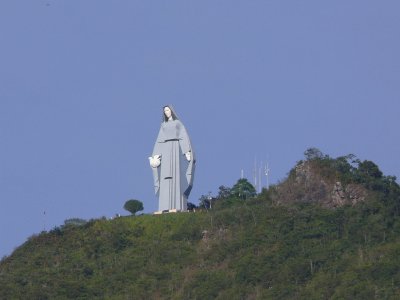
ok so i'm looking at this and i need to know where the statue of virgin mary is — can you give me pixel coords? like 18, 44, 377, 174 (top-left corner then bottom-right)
149, 105, 195, 212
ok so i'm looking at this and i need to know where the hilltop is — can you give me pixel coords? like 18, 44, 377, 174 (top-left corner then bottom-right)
1, 149, 400, 299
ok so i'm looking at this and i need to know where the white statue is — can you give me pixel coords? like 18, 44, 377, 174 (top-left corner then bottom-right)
149, 105, 195, 212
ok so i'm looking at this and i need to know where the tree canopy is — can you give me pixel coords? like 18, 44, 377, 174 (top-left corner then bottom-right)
123, 199, 144, 215
231, 178, 256, 199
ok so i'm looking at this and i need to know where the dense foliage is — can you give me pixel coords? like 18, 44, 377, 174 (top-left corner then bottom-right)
124, 199, 144, 215
1, 150, 400, 299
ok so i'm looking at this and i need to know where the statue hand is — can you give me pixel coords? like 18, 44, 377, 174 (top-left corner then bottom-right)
185, 152, 191, 162
149, 155, 161, 168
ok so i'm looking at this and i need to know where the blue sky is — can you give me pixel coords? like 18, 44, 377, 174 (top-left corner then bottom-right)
1, 1, 400, 258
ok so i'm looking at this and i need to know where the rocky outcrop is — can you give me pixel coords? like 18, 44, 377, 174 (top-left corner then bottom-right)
274, 161, 368, 208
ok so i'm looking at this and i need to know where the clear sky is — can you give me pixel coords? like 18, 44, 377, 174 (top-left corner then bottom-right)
1, 1, 400, 258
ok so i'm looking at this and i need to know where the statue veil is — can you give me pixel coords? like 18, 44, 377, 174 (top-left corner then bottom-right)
162, 105, 179, 122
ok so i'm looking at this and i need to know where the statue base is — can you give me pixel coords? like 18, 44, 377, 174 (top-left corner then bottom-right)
153, 209, 182, 214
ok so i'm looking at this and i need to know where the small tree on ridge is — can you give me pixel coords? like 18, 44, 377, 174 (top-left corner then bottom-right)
124, 199, 144, 215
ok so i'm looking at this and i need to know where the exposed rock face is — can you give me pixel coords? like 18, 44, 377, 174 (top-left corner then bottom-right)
343, 184, 368, 205
331, 181, 346, 206
274, 161, 367, 208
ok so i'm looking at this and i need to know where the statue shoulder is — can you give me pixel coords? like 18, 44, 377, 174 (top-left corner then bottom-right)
175, 119, 185, 127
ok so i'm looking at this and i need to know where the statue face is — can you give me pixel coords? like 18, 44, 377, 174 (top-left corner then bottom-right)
164, 107, 172, 119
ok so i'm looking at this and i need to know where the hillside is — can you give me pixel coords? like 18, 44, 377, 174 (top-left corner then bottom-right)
1, 149, 400, 299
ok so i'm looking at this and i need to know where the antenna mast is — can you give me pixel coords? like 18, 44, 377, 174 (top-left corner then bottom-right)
43, 210, 46, 231
258, 161, 262, 193
264, 162, 270, 190
254, 156, 257, 191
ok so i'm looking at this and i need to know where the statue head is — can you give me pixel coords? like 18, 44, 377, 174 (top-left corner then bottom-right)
163, 105, 178, 122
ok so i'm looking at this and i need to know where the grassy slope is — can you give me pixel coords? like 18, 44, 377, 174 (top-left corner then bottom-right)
1, 198, 400, 299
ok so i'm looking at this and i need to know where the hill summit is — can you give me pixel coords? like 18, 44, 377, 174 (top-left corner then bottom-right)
271, 148, 381, 208
1, 148, 400, 299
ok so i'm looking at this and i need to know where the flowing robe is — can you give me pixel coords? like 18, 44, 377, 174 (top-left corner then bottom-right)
152, 119, 195, 211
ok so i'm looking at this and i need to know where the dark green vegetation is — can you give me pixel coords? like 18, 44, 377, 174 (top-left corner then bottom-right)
1, 149, 400, 299
124, 199, 144, 216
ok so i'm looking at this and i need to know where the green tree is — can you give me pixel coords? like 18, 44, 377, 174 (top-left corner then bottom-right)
304, 147, 325, 160
231, 178, 256, 199
357, 160, 383, 179
198, 194, 212, 209
123, 199, 144, 215
217, 185, 232, 199
64, 218, 87, 227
